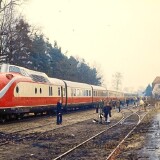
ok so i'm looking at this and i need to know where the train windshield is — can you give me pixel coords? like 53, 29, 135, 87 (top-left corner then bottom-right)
9, 66, 21, 73
9, 66, 29, 77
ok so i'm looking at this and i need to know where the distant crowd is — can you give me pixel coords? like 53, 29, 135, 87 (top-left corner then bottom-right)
96, 97, 149, 124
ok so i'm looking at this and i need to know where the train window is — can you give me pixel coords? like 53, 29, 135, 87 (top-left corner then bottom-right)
63, 88, 66, 96
80, 90, 82, 96
20, 69, 29, 77
49, 86, 53, 96
103, 91, 107, 96
35, 88, 37, 94
31, 74, 49, 83
83, 90, 85, 96
9, 66, 21, 74
16, 86, 19, 93
40, 88, 42, 94
82, 90, 85, 96
77, 89, 80, 96
71, 89, 73, 96
51, 87, 53, 96
73, 89, 76, 96
86, 90, 88, 96
89, 90, 91, 96
58, 87, 60, 96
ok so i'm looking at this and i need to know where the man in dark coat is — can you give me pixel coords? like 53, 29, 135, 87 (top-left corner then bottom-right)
103, 101, 112, 123
56, 99, 62, 125
117, 100, 122, 112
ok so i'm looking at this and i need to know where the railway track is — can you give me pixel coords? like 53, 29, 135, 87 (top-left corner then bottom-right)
52, 108, 149, 160
0, 106, 152, 160
0, 109, 99, 146
106, 110, 148, 160
0, 121, 54, 146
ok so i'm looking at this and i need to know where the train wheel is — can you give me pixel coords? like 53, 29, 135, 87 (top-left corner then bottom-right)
0, 116, 6, 123
1, 119, 5, 123
16, 114, 24, 120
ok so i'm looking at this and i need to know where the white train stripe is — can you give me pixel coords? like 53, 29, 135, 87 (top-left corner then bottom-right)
0, 77, 19, 98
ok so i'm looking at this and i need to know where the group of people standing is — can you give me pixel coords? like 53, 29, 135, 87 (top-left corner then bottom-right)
56, 97, 148, 126
98, 98, 149, 124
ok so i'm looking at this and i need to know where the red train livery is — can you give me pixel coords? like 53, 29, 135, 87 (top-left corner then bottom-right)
0, 63, 125, 121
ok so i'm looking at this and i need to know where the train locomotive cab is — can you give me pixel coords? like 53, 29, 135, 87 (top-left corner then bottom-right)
0, 64, 66, 122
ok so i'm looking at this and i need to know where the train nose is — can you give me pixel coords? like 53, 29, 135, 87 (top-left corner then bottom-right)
0, 74, 16, 98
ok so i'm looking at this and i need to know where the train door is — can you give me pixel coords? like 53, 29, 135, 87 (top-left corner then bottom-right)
91, 86, 94, 104
68, 87, 74, 106
61, 86, 63, 103
62, 81, 67, 108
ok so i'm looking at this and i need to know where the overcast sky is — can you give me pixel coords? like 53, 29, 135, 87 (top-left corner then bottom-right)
23, 0, 160, 92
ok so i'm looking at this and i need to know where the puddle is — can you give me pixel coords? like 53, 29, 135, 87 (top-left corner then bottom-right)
139, 114, 160, 160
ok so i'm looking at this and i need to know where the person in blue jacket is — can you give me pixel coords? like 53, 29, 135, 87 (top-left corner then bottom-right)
56, 99, 62, 125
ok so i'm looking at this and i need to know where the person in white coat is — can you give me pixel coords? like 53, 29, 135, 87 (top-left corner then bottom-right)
139, 99, 144, 111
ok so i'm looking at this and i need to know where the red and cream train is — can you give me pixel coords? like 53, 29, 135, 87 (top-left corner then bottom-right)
0, 63, 132, 121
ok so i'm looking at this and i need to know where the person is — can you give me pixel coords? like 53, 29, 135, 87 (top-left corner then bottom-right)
139, 99, 144, 111
103, 101, 112, 123
116, 100, 121, 112
98, 100, 104, 124
112, 101, 116, 109
56, 99, 62, 125
126, 99, 129, 107
96, 101, 100, 113
144, 100, 148, 111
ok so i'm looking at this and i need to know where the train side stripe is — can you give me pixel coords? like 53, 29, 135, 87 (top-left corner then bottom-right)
0, 77, 19, 98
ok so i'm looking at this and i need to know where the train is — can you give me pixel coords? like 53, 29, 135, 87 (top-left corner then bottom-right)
0, 63, 137, 122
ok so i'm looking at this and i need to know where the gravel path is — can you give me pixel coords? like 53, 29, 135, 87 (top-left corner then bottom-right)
0, 108, 123, 160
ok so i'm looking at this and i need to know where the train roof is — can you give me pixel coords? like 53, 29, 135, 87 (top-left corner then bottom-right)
64, 80, 92, 89
107, 89, 123, 93
0, 63, 50, 83
0, 63, 48, 77
0, 64, 106, 90
91, 85, 107, 91
49, 78, 65, 86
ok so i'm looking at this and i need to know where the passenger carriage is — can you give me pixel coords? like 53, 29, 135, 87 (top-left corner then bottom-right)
0, 63, 126, 122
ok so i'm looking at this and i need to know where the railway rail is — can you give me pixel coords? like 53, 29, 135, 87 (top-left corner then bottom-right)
0, 106, 152, 160
0, 109, 99, 146
106, 110, 148, 160
52, 108, 149, 160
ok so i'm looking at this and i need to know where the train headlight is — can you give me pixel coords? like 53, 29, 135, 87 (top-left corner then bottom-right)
6, 74, 13, 80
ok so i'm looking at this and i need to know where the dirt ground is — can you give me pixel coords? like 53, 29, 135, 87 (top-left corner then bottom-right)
116, 108, 160, 160
0, 108, 123, 160
0, 107, 159, 160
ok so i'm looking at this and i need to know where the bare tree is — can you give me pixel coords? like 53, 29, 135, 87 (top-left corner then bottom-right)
112, 72, 123, 91
0, 0, 25, 12
0, 0, 27, 63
